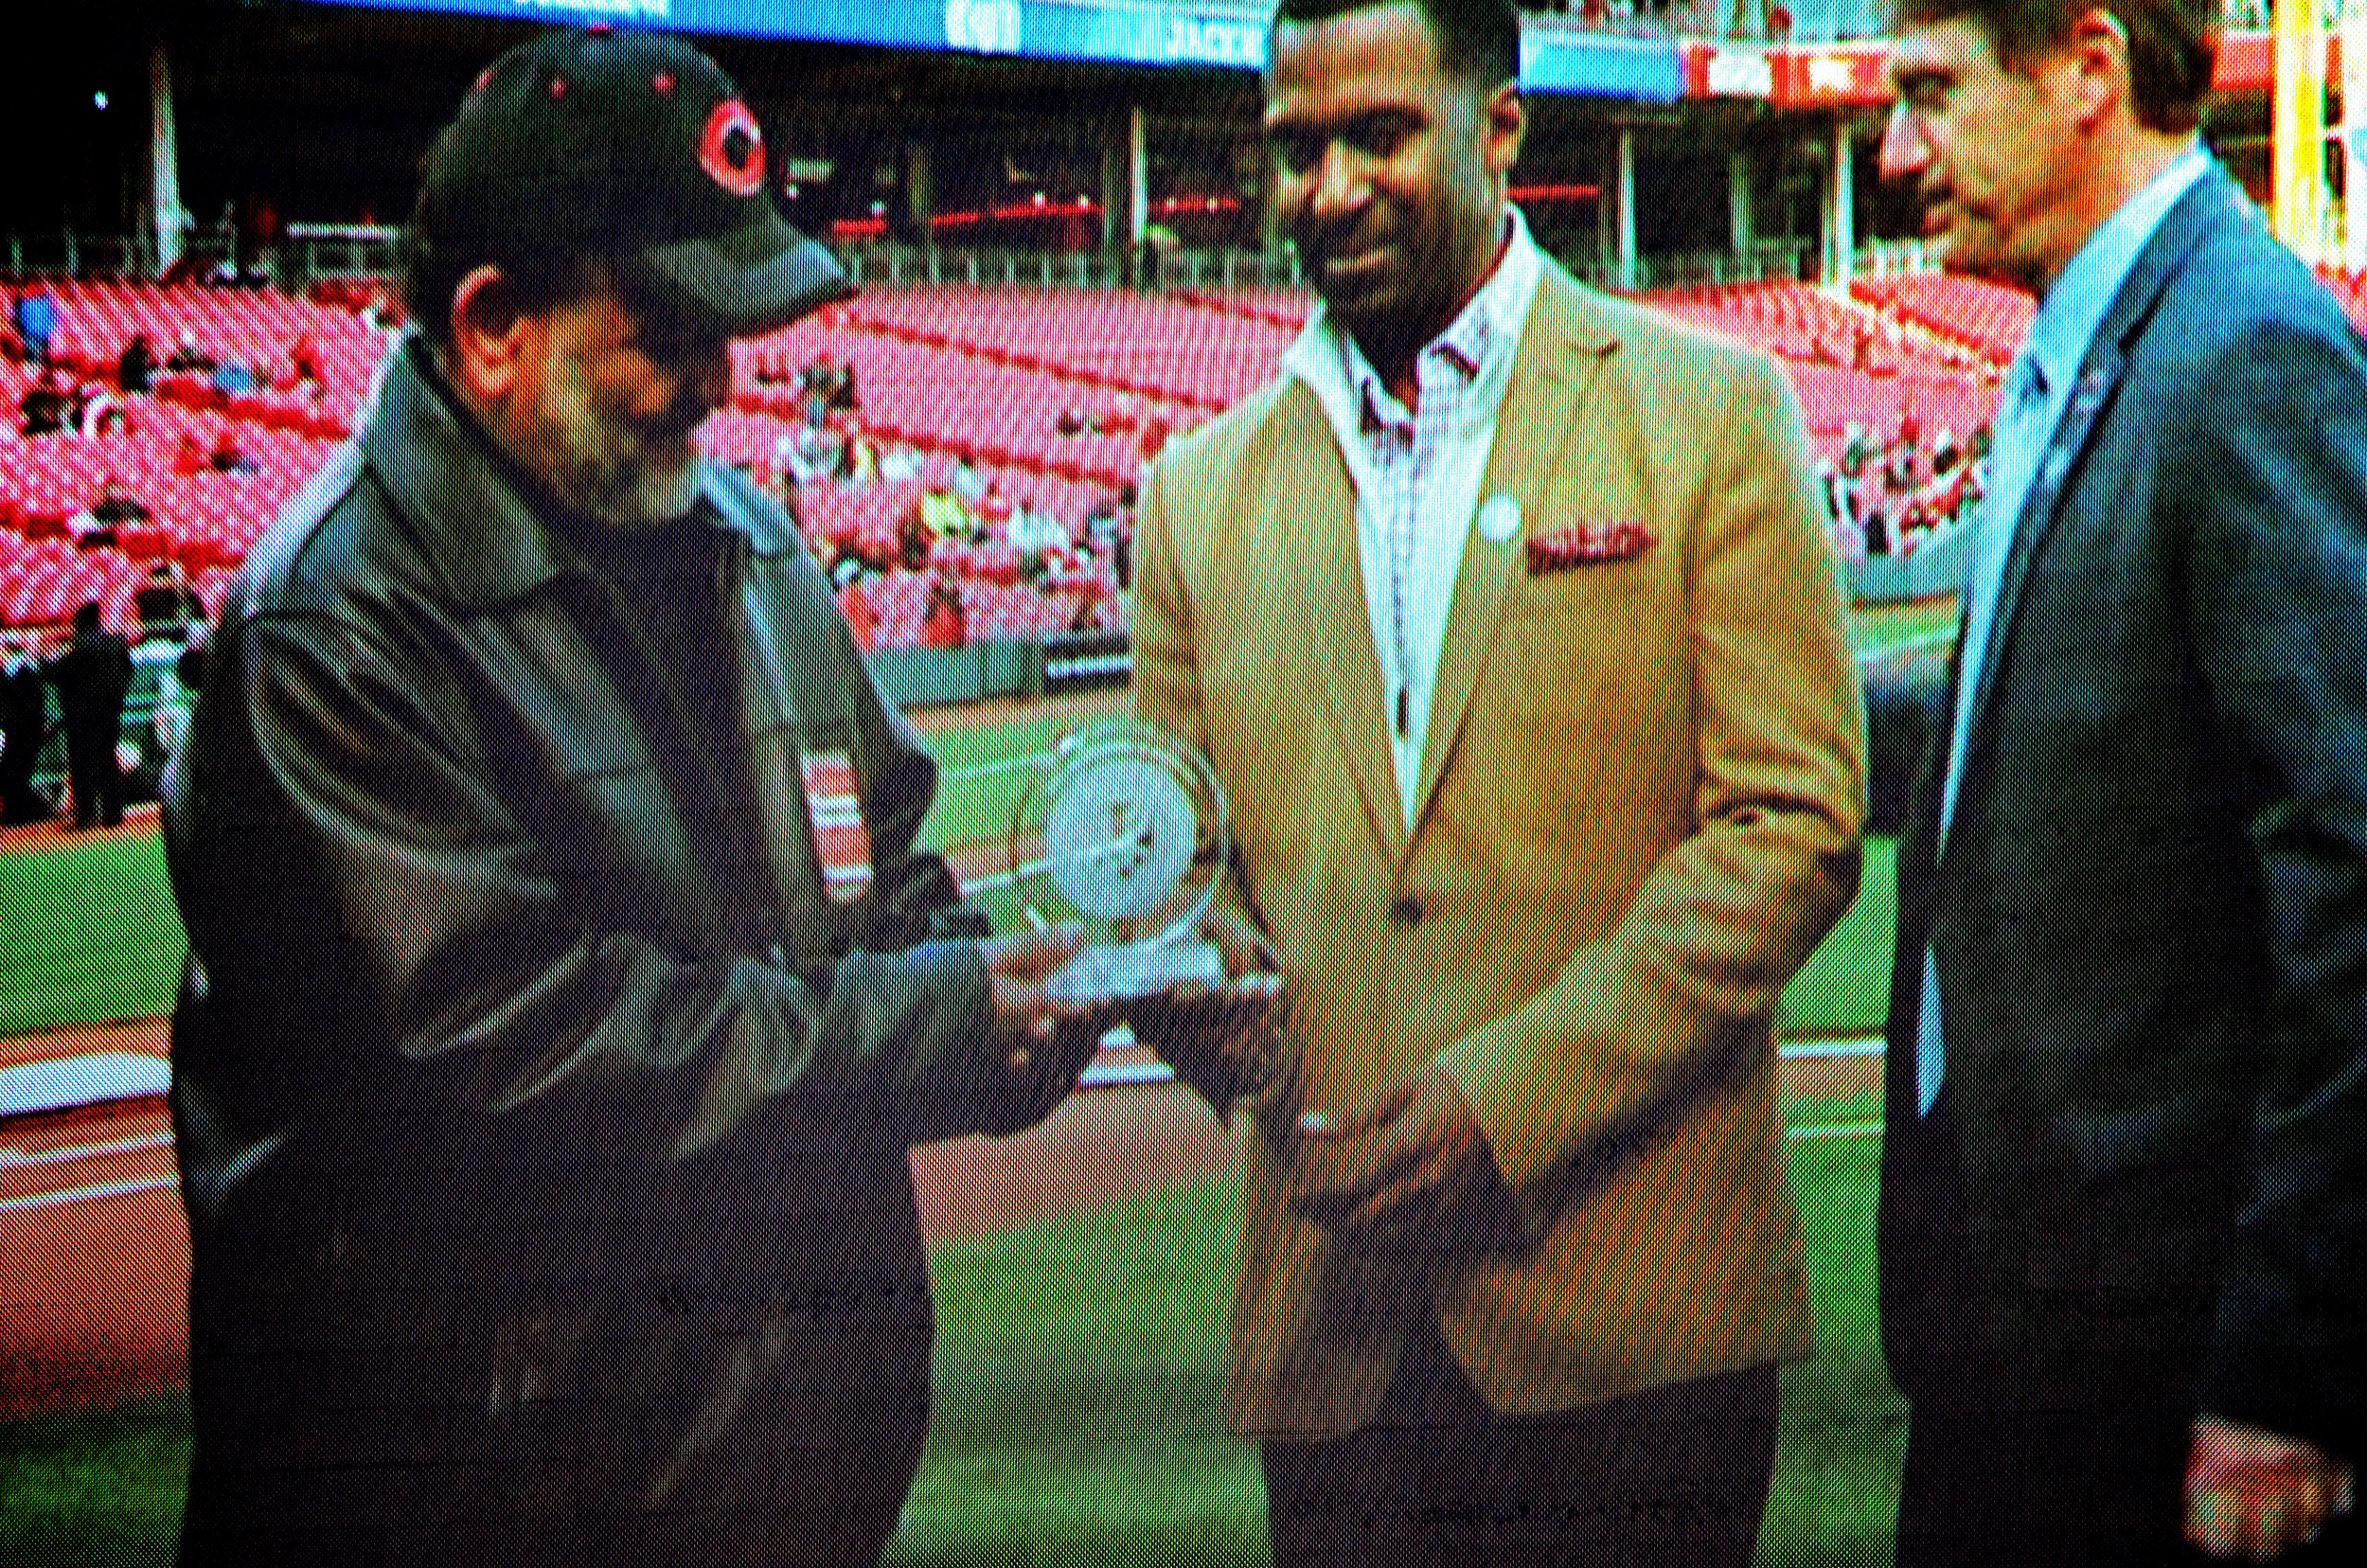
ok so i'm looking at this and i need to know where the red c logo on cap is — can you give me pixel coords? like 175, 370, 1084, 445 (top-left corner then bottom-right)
699, 100, 766, 198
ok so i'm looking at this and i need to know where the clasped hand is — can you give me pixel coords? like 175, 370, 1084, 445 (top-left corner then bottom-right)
1122, 910, 1505, 1249
1287, 1060, 1506, 1250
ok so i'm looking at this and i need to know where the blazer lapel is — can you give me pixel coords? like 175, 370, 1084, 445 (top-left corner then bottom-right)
1414, 270, 1614, 834
1951, 346, 2123, 815
1275, 382, 1405, 863
1949, 172, 2236, 839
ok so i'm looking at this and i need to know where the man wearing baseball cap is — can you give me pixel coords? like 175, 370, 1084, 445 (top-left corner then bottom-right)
164, 28, 1116, 1565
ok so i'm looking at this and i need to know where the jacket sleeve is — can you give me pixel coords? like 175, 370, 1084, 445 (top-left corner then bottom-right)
1438, 352, 1868, 1203
2171, 318, 2367, 1453
189, 601, 1010, 1176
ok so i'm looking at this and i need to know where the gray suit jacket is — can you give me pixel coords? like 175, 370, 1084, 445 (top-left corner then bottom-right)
1880, 167, 2367, 1456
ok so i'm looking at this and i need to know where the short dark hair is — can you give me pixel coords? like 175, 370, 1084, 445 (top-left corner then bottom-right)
1272, 0, 1521, 88
1891, 0, 2216, 133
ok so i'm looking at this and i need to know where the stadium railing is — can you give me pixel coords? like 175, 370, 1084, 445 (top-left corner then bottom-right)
835, 242, 1302, 294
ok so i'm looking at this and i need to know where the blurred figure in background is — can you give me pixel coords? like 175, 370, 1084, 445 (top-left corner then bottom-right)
44, 601, 131, 829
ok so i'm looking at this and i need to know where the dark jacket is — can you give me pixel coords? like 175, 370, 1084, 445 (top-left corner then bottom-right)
165, 341, 1044, 1565
0, 658, 50, 814
1, 658, 49, 742
45, 626, 132, 727
1879, 169, 2367, 1458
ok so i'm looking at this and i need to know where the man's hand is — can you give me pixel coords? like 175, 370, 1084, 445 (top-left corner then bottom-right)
2186, 1414, 2357, 1559
982, 926, 1106, 1108
1287, 1060, 1510, 1253
1125, 908, 1290, 1120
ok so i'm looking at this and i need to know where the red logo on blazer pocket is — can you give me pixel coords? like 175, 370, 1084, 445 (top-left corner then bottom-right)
1525, 522, 1658, 575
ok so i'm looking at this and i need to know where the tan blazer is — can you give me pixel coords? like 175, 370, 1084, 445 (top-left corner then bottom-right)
1132, 262, 1868, 1438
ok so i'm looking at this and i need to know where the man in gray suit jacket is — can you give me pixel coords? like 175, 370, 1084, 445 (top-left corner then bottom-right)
1877, 4, 2365, 1562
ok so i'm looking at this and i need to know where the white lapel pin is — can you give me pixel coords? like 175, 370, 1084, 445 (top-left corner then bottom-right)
1477, 494, 1522, 543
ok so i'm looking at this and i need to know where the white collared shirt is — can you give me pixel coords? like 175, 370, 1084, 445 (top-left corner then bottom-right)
1282, 207, 1546, 830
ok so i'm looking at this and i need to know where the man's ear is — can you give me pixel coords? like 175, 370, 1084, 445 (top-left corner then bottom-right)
2066, 7, 2133, 133
1484, 82, 1526, 182
447, 265, 527, 405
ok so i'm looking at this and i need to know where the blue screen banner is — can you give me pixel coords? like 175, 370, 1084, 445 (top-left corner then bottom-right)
302, 0, 1682, 99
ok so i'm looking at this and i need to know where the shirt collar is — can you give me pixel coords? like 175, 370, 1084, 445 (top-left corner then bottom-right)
1285, 205, 1546, 446
1351, 289, 1494, 434
2017, 141, 2211, 405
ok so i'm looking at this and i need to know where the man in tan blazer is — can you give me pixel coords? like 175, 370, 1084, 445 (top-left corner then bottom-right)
1129, 2, 1867, 1562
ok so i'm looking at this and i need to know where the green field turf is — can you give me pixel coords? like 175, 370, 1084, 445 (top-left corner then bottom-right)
1775, 836, 1895, 1041
1849, 596, 1958, 658
1763, 1133, 1906, 1568
0, 828, 1895, 1043
0, 755, 1898, 1045
914, 709, 1098, 858
0, 1125, 1896, 1568
0, 1394, 188, 1568
899, 1127, 1902, 1568
0, 833, 184, 1039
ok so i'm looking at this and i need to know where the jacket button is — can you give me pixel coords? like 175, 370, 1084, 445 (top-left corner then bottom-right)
1390, 895, 1424, 926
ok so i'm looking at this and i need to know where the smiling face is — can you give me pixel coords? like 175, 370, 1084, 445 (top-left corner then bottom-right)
1880, 17, 2090, 293
1264, 1, 1522, 379
493, 276, 734, 530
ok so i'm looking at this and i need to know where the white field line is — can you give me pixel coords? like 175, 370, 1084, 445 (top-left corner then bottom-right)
0, 1129, 175, 1169
1080, 1036, 1885, 1111
1782, 1037, 1884, 1059
3, 1053, 1884, 1213
1, 1172, 179, 1214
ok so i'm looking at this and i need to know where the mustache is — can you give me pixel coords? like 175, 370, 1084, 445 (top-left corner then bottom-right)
1290, 211, 1387, 262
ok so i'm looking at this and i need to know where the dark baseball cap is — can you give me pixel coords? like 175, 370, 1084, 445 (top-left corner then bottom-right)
416, 27, 849, 335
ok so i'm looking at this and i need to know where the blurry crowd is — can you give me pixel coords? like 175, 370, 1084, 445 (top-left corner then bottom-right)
1818, 414, 1991, 563
0, 588, 204, 831
754, 349, 1140, 651
9, 285, 334, 552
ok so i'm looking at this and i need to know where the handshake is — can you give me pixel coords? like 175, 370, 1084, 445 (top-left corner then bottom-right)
981, 907, 1292, 1129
